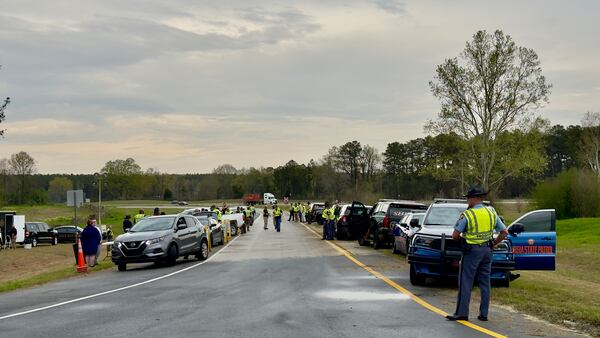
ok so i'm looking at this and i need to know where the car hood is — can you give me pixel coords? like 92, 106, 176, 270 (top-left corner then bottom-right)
116, 230, 172, 242
414, 225, 455, 237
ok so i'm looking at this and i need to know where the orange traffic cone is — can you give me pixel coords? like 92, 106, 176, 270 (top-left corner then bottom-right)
76, 238, 88, 273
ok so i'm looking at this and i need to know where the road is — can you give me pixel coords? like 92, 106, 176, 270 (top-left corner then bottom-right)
0, 216, 585, 338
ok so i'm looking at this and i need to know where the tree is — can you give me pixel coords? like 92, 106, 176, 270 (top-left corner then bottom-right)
48, 177, 73, 203
581, 112, 600, 178
358, 145, 381, 180
213, 164, 238, 175
0, 65, 10, 137
325, 141, 363, 190
429, 30, 551, 191
9, 151, 36, 204
100, 158, 142, 199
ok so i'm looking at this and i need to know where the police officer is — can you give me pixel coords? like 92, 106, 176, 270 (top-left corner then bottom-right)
133, 209, 145, 224
321, 202, 336, 240
211, 205, 223, 224
273, 204, 282, 232
446, 187, 508, 322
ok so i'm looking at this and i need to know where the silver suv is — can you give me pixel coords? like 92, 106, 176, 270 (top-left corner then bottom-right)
112, 215, 209, 271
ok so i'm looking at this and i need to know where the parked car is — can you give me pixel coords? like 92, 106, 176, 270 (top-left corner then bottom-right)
178, 201, 189, 206
112, 215, 209, 271
407, 199, 556, 287
196, 215, 224, 247
22, 222, 58, 246
358, 200, 428, 249
53, 226, 83, 243
307, 203, 325, 224
335, 202, 371, 240
223, 212, 244, 236
392, 212, 425, 255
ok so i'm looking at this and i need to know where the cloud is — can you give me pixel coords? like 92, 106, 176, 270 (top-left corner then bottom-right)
372, 0, 407, 15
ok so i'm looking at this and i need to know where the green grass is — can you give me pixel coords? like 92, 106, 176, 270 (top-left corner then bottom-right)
0, 261, 114, 294
494, 217, 600, 337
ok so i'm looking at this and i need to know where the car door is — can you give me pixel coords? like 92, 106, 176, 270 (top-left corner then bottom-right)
37, 223, 52, 242
175, 217, 191, 252
508, 209, 556, 270
347, 201, 368, 238
185, 216, 201, 253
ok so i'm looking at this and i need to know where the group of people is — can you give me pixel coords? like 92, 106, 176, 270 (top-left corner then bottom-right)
287, 202, 310, 222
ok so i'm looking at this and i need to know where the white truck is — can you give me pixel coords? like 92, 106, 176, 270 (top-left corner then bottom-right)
263, 193, 277, 205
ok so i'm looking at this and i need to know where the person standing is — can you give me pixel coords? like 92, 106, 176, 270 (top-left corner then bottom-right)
134, 209, 145, 224
446, 187, 508, 322
7, 224, 17, 249
81, 220, 102, 267
273, 204, 282, 232
153, 207, 160, 216
243, 208, 253, 233
263, 206, 270, 230
123, 215, 133, 233
93, 219, 103, 264
321, 202, 332, 240
288, 203, 294, 222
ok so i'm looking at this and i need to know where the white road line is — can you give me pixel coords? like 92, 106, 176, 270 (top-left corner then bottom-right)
0, 235, 240, 321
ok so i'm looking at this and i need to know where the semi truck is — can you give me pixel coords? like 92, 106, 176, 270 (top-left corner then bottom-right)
243, 193, 278, 205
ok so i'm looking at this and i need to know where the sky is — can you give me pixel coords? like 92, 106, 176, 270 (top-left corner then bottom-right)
0, 0, 598, 174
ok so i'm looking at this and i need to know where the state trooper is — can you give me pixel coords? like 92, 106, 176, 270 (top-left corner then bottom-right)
321, 202, 336, 240
446, 187, 508, 322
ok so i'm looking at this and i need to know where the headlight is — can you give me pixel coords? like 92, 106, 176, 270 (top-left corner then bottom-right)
145, 236, 166, 245
493, 241, 510, 252
413, 236, 434, 248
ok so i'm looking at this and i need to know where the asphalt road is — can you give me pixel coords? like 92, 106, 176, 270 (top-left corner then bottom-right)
0, 216, 584, 338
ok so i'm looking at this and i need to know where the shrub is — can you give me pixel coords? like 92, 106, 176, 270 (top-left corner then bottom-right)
532, 169, 600, 218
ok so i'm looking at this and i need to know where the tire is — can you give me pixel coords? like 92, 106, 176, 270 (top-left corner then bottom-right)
32, 237, 38, 247
196, 239, 209, 261
494, 272, 510, 288
52, 236, 58, 246
410, 263, 426, 286
358, 236, 367, 246
166, 244, 178, 266
118, 263, 127, 271
231, 225, 237, 236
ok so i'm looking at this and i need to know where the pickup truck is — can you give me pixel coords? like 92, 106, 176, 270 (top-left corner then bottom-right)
407, 199, 556, 287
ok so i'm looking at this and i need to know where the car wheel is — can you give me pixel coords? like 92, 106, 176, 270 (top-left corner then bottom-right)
410, 263, 426, 286
166, 244, 178, 266
32, 237, 38, 247
52, 236, 58, 246
196, 239, 209, 261
494, 272, 510, 288
118, 263, 127, 271
358, 236, 367, 246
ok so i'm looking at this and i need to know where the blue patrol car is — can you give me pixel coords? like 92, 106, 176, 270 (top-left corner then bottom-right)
407, 199, 556, 287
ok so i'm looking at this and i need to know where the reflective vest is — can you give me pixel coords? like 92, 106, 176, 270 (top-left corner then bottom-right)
294, 205, 300, 212
214, 209, 223, 221
322, 208, 335, 221
134, 213, 145, 224
462, 207, 496, 245
273, 207, 282, 217
244, 209, 253, 218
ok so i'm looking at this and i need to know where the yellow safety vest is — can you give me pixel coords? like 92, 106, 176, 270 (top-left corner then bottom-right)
134, 214, 145, 224
273, 208, 282, 217
214, 209, 222, 221
323, 208, 335, 221
462, 207, 496, 245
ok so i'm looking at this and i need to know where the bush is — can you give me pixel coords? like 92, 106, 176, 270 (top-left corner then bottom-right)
532, 169, 600, 218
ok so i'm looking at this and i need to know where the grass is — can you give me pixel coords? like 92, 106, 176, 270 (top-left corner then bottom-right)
493, 217, 600, 337
0, 261, 114, 294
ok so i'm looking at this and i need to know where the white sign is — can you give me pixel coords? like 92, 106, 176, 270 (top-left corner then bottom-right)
67, 190, 84, 207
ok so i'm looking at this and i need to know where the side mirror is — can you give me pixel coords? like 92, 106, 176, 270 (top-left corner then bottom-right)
409, 219, 420, 228
509, 223, 525, 235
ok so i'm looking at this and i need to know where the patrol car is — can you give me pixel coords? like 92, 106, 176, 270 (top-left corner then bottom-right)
407, 199, 556, 287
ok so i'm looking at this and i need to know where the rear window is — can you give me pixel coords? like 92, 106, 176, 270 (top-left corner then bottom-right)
388, 204, 427, 218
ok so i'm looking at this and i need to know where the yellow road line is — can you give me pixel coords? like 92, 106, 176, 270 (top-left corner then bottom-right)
301, 223, 508, 338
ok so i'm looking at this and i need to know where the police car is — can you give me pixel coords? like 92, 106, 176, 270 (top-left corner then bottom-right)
407, 199, 556, 287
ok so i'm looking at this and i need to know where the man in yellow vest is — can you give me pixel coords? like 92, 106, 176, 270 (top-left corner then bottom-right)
134, 209, 145, 224
273, 204, 282, 232
321, 202, 336, 240
210, 205, 222, 223
446, 187, 508, 322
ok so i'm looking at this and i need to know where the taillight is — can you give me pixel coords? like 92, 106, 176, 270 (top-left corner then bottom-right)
383, 216, 390, 228
341, 216, 347, 223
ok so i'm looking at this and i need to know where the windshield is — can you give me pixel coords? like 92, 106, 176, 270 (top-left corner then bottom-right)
196, 216, 210, 226
413, 214, 425, 225
130, 217, 175, 232
423, 206, 466, 226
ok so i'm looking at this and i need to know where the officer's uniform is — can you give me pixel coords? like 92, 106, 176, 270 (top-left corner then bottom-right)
322, 207, 336, 240
133, 213, 145, 224
453, 203, 506, 319
273, 207, 282, 232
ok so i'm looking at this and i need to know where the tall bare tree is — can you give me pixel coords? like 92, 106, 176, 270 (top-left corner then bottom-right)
0, 65, 9, 137
9, 151, 36, 204
429, 30, 551, 191
581, 112, 600, 178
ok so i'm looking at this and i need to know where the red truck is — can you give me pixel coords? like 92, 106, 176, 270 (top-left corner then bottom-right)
243, 193, 260, 205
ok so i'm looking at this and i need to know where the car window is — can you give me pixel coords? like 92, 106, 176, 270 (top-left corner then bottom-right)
351, 207, 365, 216
513, 211, 554, 232
39, 223, 48, 231
185, 216, 197, 228
424, 206, 466, 226
130, 217, 176, 232
197, 217, 209, 227
413, 214, 425, 225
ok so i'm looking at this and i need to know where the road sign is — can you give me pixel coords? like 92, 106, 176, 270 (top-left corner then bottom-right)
67, 190, 84, 207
